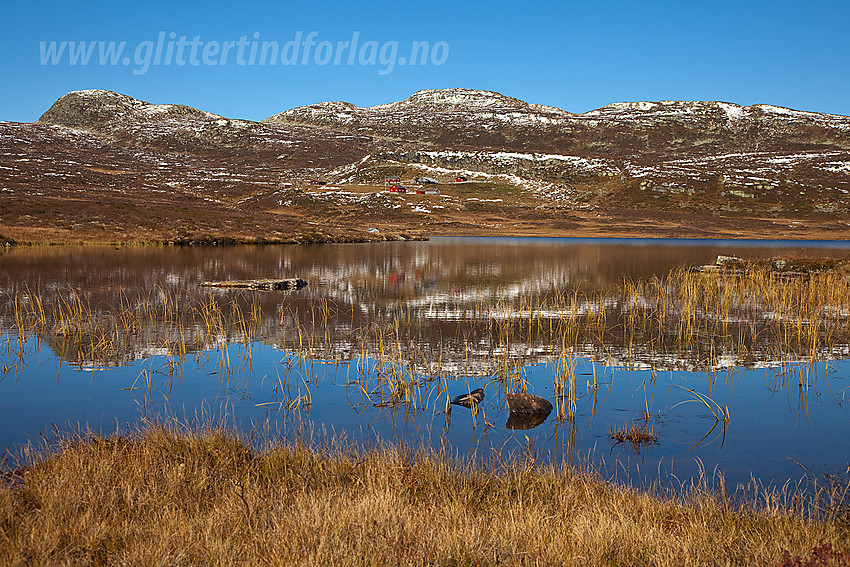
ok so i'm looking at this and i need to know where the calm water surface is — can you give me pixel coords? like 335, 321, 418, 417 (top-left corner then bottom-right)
1, 237, 849, 491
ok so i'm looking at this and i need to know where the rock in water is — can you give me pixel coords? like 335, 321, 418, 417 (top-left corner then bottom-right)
505, 392, 553, 414
451, 388, 485, 408
715, 255, 744, 266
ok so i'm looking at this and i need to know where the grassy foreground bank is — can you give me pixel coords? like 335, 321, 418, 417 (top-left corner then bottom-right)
1, 425, 848, 566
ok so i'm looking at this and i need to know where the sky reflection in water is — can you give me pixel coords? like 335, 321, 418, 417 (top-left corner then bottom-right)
1, 237, 849, 491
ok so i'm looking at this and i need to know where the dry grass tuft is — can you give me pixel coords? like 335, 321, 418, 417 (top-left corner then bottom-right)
1, 424, 848, 566
609, 422, 658, 448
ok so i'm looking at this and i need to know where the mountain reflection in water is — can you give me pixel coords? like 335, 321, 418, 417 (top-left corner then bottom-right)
1, 237, 849, 491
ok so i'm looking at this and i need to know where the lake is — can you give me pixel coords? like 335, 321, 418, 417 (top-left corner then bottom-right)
2, 237, 849, 493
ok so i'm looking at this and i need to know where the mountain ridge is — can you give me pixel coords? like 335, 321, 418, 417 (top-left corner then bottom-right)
263, 87, 850, 160
38, 87, 850, 135
1, 87, 848, 245
270, 87, 850, 120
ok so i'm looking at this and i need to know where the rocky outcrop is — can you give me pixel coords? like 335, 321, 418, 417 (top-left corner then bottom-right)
375, 150, 620, 181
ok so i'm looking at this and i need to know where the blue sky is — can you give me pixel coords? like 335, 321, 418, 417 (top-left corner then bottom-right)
2, 0, 849, 122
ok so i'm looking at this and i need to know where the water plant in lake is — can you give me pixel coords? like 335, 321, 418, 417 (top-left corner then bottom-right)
2, 260, 850, 413
609, 421, 659, 448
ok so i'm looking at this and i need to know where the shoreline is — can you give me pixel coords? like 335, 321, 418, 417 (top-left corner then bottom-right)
2, 222, 849, 248
2, 424, 847, 565
0, 231, 430, 248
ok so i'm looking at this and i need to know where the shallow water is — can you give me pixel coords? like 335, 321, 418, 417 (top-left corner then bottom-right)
1, 237, 849, 491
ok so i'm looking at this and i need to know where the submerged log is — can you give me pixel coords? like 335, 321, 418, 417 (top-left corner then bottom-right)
505, 392, 554, 415
200, 278, 307, 291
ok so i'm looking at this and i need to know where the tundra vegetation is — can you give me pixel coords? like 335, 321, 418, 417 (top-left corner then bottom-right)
1, 422, 849, 566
